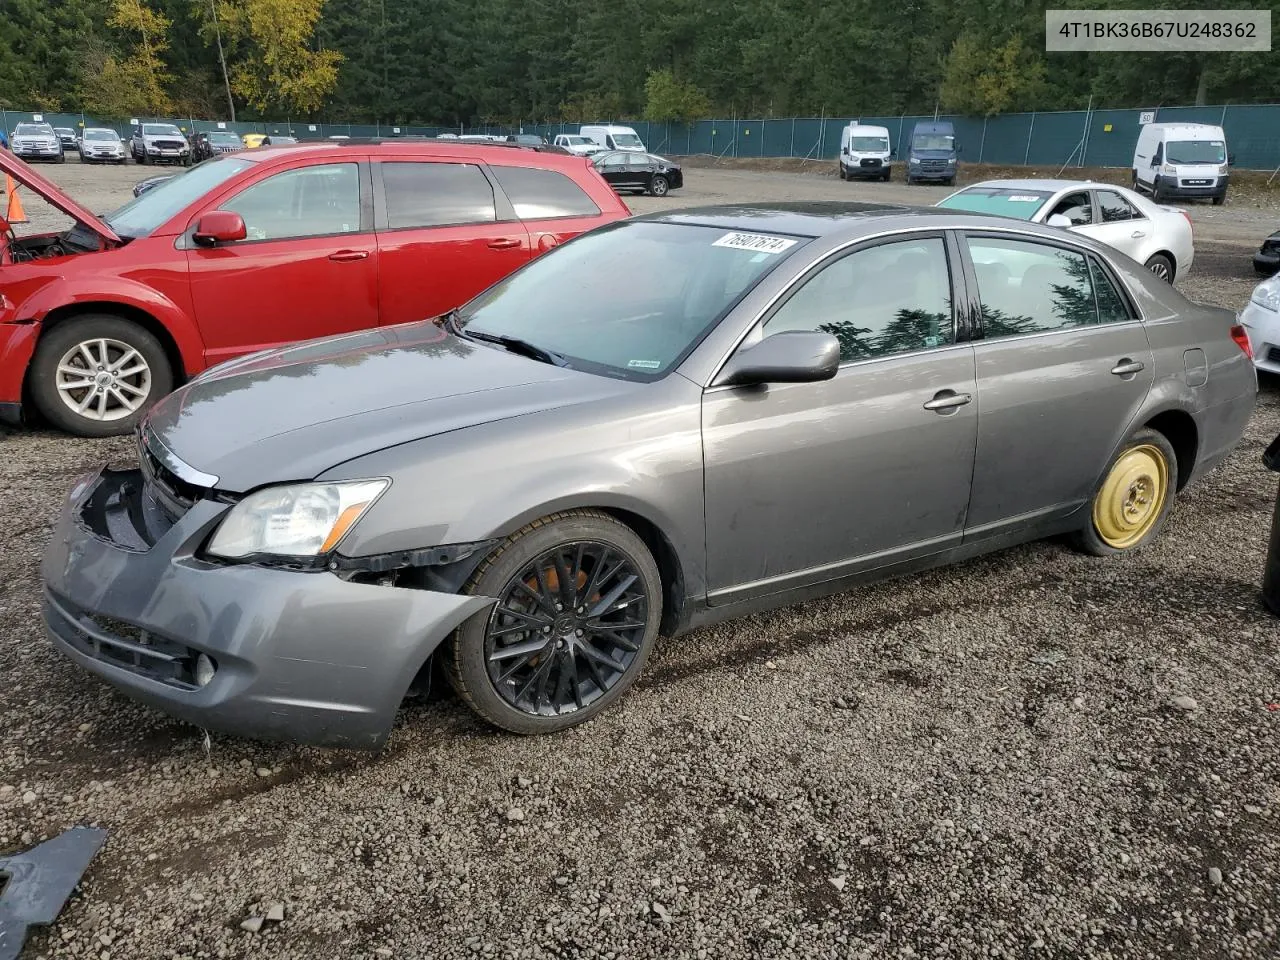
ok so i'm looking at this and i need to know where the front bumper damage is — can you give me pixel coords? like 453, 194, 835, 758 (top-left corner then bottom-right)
42, 468, 493, 749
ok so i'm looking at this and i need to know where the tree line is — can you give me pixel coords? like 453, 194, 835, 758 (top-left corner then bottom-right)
1, 0, 1276, 125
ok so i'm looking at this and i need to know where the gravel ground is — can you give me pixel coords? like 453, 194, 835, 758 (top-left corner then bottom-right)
3, 160, 1280, 960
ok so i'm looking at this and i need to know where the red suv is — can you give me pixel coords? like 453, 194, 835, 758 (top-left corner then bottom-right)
0, 141, 628, 436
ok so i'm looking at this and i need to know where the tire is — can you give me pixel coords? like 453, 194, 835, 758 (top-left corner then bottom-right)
78, 153, 86, 164
138, 152, 147, 165
881, 170, 891, 182
649, 175, 669, 197
182, 155, 192, 168
1131, 170, 1138, 189
56, 152, 65, 164
839, 163, 848, 181
446, 510, 662, 734
1152, 177, 1165, 203
1212, 193, 1225, 206
944, 177, 955, 186
1144, 252, 1175, 283
28, 315, 173, 438
1072, 428, 1177, 557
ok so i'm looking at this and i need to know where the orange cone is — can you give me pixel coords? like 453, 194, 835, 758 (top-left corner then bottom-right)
5, 175, 26, 224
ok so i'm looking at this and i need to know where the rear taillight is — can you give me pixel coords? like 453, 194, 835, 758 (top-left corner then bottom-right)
1180, 210, 1194, 236
1231, 323, 1253, 359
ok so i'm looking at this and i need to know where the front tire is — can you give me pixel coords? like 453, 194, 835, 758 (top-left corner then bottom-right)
1073, 428, 1177, 556
649, 175, 669, 197
28, 315, 173, 438
1212, 193, 1225, 206
1145, 252, 1175, 283
446, 510, 662, 734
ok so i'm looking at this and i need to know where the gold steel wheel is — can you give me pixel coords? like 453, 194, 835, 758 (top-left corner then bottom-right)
1091, 444, 1170, 549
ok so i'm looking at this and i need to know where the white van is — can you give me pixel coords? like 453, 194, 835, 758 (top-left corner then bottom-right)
580, 125, 646, 152
839, 123, 893, 182
1132, 122, 1229, 205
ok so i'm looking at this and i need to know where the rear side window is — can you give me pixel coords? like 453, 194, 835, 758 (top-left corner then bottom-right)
380, 161, 496, 228
490, 166, 600, 219
1090, 257, 1133, 324
1096, 190, 1139, 223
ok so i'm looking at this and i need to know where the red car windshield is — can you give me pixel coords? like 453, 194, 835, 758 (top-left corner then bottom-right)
104, 157, 253, 238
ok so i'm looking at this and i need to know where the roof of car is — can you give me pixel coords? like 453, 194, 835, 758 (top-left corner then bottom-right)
237, 139, 589, 168
636, 202, 917, 235
961, 178, 1103, 192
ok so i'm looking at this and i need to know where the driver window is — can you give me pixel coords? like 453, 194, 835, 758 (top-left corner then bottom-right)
763, 237, 954, 362
1049, 192, 1093, 226
220, 162, 360, 241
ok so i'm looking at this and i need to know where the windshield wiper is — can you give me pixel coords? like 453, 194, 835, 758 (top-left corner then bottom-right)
443, 313, 567, 367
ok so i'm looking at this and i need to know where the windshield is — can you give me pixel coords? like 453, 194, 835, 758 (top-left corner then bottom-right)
56, 128, 74, 135
564, 136, 589, 145
210, 133, 241, 144
850, 136, 889, 152
937, 187, 1052, 220
143, 124, 182, 137
105, 157, 253, 238
1166, 139, 1226, 164
458, 221, 808, 380
15, 124, 53, 136
913, 133, 954, 151
612, 133, 643, 147
84, 130, 119, 141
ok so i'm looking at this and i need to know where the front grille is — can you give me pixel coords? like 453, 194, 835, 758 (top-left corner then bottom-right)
1181, 179, 1212, 186
860, 158, 883, 168
79, 468, 180, 550
46, 591, 204, 690
921, 159, 947, 171
152, 139, 186, 150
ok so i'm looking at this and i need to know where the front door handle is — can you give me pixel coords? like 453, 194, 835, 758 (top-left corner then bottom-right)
1131, 230, 1146, 239
1111, 358, 1146, 377
328, 250, 368, 262
923, 390, 972, 413
487, 238, 523, 250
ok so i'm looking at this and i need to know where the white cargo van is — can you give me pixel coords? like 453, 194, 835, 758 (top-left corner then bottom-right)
1132, 122, 1230, 205
580, 125, 646, 152
839, 123, 893, 181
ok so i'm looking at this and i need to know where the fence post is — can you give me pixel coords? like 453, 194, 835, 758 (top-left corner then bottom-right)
978, 116, 988, 163
1080, 95, 1093, 167
790, 118, 795, 157
1024, 111, 1036, 166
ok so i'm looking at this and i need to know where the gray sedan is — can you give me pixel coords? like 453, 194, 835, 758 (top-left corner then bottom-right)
42, 203, 1256, 748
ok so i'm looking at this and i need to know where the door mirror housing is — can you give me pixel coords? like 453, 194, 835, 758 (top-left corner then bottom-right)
1046, 214, 1073, 228
1228, 153, 1235, 166
193, 211, 247, 246
717, 331, 841, 387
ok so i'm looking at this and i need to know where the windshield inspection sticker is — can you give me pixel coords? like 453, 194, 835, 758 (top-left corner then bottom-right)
1007, 195, 1042, 202
712, 232, 799, 254
628, 359, 661, 369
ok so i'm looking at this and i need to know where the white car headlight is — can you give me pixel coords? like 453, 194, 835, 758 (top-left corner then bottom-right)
1163, 164, 1178, 175
1219, 163, 1228, 175
1250, 282, 1280, 314
909, 158, 920, 165
207, 479, 389, 560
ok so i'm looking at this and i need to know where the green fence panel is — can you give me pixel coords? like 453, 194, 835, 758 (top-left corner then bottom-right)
1025, 111, 1087, 167
1224, 104, 1280, 170
1080, 110, 1138, 168
977, 113, 1033, 165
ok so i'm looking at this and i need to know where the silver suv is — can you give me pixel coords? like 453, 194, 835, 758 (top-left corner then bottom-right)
129, 122, 192, 166
10, 122, 64, 163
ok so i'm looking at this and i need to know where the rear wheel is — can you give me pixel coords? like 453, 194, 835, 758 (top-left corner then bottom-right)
649, 175, 669, 197
1073, 429, 1177, 556
446, 511, 662, 734
29, 315, 173, 438
1144, 252, 1175, 283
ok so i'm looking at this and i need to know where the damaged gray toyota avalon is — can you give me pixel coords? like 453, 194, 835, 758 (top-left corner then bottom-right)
42, 203, 1256, 748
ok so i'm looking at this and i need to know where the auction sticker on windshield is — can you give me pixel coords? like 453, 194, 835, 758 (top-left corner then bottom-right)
712, 232, 800, 254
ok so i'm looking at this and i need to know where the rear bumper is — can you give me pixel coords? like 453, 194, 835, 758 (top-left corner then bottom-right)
42, 468, 493, 749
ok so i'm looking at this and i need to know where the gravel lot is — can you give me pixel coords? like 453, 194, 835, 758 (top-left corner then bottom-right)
3, 159, 1280, 960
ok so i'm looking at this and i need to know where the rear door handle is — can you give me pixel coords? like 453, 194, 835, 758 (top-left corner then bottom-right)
328, 250, 368, 262
487, 238, 523, 250
923, 390, 972, 413
1131, 230, 1146, 238
1111, 358, 1146, 376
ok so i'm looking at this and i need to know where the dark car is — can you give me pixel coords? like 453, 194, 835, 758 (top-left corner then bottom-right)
54, 127, 79, 151
1254, 229, 1280, 276
591, 151, 683, 197
41, 203, 1256, 748
192, 131, 245, 162
131, 174, 174, 197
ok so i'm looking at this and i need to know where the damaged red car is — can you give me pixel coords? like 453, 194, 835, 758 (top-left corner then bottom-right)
0, 141, 627, 436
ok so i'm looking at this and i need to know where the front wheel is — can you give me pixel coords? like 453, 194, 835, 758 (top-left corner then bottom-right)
28, 315, 173, 437
1145, 252, 1175, 283
649, 175, 669, 197
1212, 193, 1225, 207
446, 510, 662, 734
881, 170, 891, 182
1073, 429, 1177, 556
56, 152, 65, 164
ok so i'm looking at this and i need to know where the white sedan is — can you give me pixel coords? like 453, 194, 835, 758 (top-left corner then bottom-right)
938, 179, 1195, 282
1240, 272, 1280, 375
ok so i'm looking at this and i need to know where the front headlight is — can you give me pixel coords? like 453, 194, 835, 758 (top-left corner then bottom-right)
1219, 163, 1228, 174
1163, 164, 1178, 175
1251, 283, 1280, 313
207, 479, 389, 560
909, 158, 920, 165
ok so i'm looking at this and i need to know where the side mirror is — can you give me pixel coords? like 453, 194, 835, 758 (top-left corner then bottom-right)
716, 331, 841, 387
193, 211, 247, 246
1228, 153, 1235, 166
1047, 214, 1072, 228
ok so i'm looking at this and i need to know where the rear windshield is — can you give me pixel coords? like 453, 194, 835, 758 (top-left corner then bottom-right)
1166, 139, 1226, 164
104, 157, 253, 238
457, 221, 808, 380
936, 187, 1053, 220
143, 124, 183, 137
850, 136, 889, 152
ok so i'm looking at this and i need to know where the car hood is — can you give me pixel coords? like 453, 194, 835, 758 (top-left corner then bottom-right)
0, 151, 120, 244
142, 321, 638, 492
